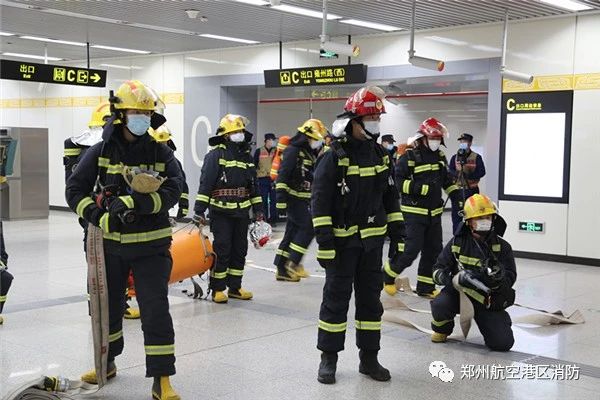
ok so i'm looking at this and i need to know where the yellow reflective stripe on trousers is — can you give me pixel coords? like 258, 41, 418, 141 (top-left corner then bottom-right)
211, 271, 227, 279
103, 227, 172, 244
180, 193, 189, 200
384, 261, 398, 278
289, 242, 308, 255
64, 148, 81, 156
276, 249, 290, 258
196, 194, 210, 203
458, 255, 482, 266
401, 205, 429, 216
0, 295, 7, 302
402, 180, 411, 194
463, 288, 486, 304
317, 249, 335, 260
318, 320, 347, 333
355, 320, 381, 331
76, 197, 94, 218
277, 183, 311, 199
417, 275, 434, 285
360, 225, 387, 239
119, 195, 134, 209
227, 268, 243, 277
432, 319, 451, 327
145, 344, 175, 356
333, 225, 358, 237
108, 330, 123, 343
431, 207, 444, 217
99, 213, 110, 233
312, 216, 332, 227
387, 212, 403, 223
250, 196, 262, 205
149, 192, 161, 213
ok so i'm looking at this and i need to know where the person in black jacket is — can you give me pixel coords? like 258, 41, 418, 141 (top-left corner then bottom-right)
273, 119, 326, 282
192, 114, 264, 304
312, 86, 404, 384
66, 80, 183, 400
383, 118, 459, 298
430, 194, 516, 351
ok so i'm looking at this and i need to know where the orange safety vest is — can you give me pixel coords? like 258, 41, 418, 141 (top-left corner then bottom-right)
257, 147, 274, 178
455, 151, 480, 189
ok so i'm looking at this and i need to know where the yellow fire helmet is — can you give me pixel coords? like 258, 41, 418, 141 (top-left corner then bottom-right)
463, 194, 497, 220
113, 80, 156, 111
297, 118, 327, 141
217, 114, 249, 136
149, 125, 172, 143
88, 100, 111, 128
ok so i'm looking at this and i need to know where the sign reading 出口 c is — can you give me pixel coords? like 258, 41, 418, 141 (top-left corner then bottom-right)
264, 64, 367, 88
0, 59, 107, 87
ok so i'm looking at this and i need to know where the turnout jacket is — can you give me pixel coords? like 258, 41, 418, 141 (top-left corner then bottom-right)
65, 124, 183, 256
63, 138, 89, 182
275, 133, 316, 207
194, 139, 263, 218
396, 146, 458, 218
311, 136, 404, 262
433, 230, 517, 309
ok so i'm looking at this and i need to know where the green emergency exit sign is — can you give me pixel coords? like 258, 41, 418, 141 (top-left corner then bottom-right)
519, 221, 544, 233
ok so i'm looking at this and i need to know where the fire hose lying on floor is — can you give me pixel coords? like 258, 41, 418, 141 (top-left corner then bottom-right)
1, 225, 214, 400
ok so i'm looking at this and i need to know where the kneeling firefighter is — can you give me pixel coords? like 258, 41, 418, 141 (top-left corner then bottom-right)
66, 80, 183, 400
312, 86, 404, 384
430, 194, 516, 351
273, 118, 326, 282
192, 114, 264, 303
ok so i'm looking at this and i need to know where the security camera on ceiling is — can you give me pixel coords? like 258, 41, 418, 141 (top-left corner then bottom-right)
407, 1, 445, 72
321, 41, 360, 57
185, 9, 201, 19
500, 11, 534, 84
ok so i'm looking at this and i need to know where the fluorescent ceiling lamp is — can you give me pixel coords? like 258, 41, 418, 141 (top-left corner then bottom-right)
91, 44, 151, 54
233, 0, 269, 4
289, 47, 320, 54
539, 0, 592, 11
1, 52, 62, 61
471, 44, 501, 53
271, 4, 341, 19
100, 63, 143, 70
20, 35, 86, 46
339, 19, 401, 32
0, 31, 15, 36
186, 56, 250, 66
425, 36, 468, 46
200, 33, 260, 44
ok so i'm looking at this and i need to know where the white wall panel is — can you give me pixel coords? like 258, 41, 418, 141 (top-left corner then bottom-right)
499, 201, 568, 255
573, 14, 600, 73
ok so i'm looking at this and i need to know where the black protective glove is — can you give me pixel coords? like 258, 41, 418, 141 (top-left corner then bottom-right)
433, 268, 452, 286
107, 196, 131, 216
255, 211, 265, 222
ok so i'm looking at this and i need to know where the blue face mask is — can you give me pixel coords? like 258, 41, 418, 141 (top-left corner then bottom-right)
459, 142, 469, 150
126, 114, 151, 136
385, 143, 394, 151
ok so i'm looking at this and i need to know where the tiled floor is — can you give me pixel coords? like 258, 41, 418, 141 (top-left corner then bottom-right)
1, 211, 599, 399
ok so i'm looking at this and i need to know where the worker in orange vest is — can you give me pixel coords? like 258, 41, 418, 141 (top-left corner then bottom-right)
254, 133, 278, 225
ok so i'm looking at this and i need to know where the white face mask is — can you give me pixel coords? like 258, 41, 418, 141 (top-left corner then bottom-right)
363, 121, 380, 136
385, 143, 394, 151
473, 219, 493, 232
428, 139, 441, 151
230, 132, 245, 143
310, 139, 323, 150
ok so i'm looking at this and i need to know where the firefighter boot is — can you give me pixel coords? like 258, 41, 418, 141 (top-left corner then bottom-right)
212, 291, 228, 304
228, 288, 253, 300
317, 352, 338, 384
293, 263, 310, 278
81, 360, 117, 384
152, 376, 180, 400
275, 261, 300, 282
124, 307, 141, 319
358, 350, 391, 382
0, 315, 3, 325
431, 332, 448, 343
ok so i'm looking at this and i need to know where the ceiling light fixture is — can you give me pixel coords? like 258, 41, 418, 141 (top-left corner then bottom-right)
199, 33, 260, 44
1, 52, 62, 61
539, 0, 592, 11
408, 1, 444, 71
91, 44, 151, 54
19, 35, 86, 46
232, 0, 269, 5
100, 63, 143, 70
0, 32, 15, 36
271, 4, 341, 20
339, 19, 401, 32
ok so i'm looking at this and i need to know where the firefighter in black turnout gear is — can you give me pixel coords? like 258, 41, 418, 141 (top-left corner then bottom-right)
383, 118, 459, 298
0, 221, 12, 325
313, 87, 404, 384
66, 80, 182, 400
430, 194, 516, 351
193, 114, 264, 304
273, 119, 326, 282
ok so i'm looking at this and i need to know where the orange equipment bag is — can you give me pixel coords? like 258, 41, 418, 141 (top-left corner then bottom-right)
169, 226, 214, 284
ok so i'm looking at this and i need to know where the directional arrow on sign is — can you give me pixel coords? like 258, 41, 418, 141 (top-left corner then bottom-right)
91, 73, 101, 83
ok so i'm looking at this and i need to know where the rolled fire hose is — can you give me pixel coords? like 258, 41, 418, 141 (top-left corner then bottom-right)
382, 276, 585, 340
2, 226, 107, 399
